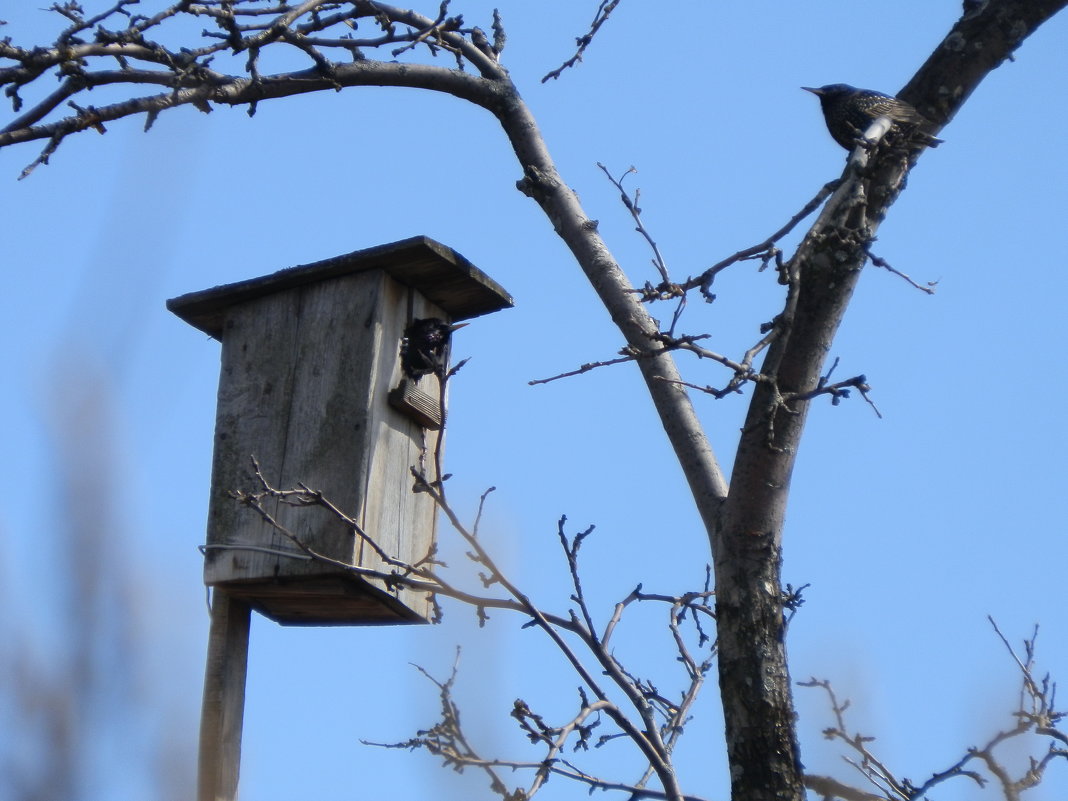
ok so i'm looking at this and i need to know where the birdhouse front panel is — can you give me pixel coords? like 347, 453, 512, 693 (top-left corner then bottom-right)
349, 275, 446, 620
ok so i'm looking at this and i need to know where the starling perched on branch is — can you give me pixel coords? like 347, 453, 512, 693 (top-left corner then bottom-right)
803, 84, 943, 150
400, 317, 467, 381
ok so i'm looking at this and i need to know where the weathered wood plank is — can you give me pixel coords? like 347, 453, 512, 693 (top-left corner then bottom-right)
358, 279, 441, 620
271, 270, 382, 575
203, 289, 303, 585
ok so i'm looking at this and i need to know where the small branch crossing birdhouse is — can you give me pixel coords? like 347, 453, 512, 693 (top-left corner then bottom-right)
168, 236, 512, 626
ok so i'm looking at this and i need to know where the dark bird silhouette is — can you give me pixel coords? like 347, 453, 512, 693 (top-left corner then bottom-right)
803, 84, 943, 150
400, 317, 467, 381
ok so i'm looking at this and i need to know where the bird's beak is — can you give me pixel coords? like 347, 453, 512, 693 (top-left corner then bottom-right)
801, 86, 823, 96
447, 322, 469, 332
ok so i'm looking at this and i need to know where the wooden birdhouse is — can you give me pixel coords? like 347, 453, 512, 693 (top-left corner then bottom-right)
168, 236, 513, 626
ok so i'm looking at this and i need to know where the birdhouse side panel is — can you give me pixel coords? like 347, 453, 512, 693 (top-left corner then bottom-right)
203, 290, 310, 585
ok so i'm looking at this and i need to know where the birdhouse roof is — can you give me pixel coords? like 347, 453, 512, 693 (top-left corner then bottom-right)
167, 236, 514, 338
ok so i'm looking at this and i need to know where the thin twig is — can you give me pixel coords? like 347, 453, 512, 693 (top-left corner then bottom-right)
542, 0, 622, 82
865, 245, 938, 294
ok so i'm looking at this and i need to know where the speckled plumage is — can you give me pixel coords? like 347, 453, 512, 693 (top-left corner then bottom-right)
803, 84, 943, 150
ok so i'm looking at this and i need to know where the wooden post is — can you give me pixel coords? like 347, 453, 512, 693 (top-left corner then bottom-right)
198, 590, 251, 801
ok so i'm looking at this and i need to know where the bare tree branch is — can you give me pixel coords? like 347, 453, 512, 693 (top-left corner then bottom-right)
541, 0, 622, 82
799, 620, 1067, 801
224, 351, 716, 800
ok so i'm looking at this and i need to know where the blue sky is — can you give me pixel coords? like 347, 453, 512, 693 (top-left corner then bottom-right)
2, 2, 1067, 800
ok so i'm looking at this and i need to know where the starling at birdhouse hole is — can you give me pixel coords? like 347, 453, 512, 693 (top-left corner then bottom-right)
401, 317, 467, 381
803, 84, 943, 150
